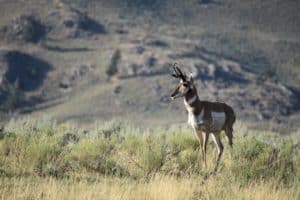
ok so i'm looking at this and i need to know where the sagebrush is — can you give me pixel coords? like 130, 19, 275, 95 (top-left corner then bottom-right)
0, 118, 299, 199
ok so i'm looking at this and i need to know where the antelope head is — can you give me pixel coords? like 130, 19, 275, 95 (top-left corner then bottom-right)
170, 63, 195, 100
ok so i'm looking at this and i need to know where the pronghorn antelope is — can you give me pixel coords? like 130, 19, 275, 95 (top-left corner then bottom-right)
170, 64, 236, 169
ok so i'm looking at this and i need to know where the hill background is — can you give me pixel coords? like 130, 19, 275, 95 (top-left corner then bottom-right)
0, 0, 299, 131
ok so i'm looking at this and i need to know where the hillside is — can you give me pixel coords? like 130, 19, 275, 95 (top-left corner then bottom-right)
0, 0, 299, 130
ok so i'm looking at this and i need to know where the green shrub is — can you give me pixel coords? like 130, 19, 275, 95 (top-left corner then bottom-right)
1, 82, 24, 111
0, 117, 299, 186
106, 49, 121, 79
66, 139, 116, 174
162, 133, 200, 175
117, 133, 166, 178
0, 132, 61, 177
229, 137, 298, 186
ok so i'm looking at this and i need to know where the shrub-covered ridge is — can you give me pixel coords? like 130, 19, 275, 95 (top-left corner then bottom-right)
0, 117, 299, 186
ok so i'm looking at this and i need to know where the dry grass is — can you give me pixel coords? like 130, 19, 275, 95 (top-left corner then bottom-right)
1, 175, 299, 200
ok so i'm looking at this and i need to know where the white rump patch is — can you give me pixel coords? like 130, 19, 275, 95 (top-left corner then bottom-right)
211, 112, 226, 131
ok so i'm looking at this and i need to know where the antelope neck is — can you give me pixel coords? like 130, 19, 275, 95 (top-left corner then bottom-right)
184, 89, 199, 106
184, 95, 198, 105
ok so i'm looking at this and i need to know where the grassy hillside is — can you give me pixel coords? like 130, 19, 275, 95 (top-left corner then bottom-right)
0, 0, 299, 128
0, 117, 299, 199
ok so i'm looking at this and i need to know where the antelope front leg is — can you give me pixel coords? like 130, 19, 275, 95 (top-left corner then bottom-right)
195, 129, 204, 167
202, 131, 209, 168
195, 129, 209, 168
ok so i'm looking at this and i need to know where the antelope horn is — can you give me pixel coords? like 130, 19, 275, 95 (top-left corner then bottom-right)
171, 63, 180, 78
171, 63, 186, 81
175, 65, 186, 81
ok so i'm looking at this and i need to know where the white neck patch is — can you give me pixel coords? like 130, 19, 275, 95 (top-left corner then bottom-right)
184, 95, 197, 105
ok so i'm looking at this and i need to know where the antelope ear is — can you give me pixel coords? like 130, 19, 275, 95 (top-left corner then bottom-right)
189, 73, 194, 84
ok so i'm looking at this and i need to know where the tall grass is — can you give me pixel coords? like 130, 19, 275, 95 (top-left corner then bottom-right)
0, 117, 299, 199
1, 175, 299, 200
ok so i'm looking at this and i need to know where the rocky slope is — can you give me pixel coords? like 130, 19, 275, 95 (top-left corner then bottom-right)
0, 0, 299, 130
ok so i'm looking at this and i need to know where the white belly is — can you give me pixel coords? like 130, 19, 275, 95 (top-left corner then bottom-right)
211, 112, 226, 131
188, 111, 226, 131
